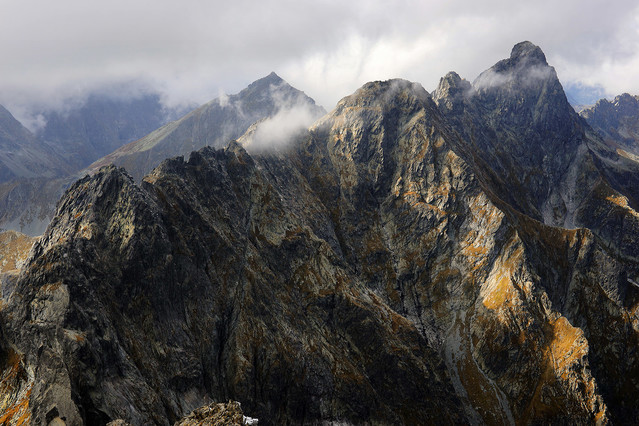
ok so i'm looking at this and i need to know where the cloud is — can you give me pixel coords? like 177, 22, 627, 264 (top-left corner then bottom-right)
1, 0, 639, 121
238, 81, 324, 153
473, 64, 555, 92
239, 104, 319, 153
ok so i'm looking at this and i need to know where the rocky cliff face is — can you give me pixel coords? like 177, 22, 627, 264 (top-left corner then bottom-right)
87, 73, 326, 181
0, 42, 638, 425
581, 93, 639, 157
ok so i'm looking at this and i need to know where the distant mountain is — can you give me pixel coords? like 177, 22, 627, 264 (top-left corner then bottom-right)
0, 106, 75, 235
0, 93, 192, 235
0, 105, 71, 182
87, 72, 325, 180
38, 92, 188, 171
0, 74, 323, 235
3, 42, 639, 425
580, 93, 639, 157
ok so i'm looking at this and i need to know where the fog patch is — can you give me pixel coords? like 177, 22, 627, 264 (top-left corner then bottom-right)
473, 63, 555, 92
6, 106, 47, 133
217, 91, 230, 108
239, 103, 319, 153
380, 79, 429, 105
3, 78, 166, 133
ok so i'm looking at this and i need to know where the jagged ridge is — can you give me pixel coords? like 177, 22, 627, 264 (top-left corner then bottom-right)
1, 42, 639, 425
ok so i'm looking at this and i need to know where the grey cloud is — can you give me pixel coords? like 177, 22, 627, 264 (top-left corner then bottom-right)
1, 0, 639, 122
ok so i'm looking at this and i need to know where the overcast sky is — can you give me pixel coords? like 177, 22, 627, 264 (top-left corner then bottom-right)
2, 0, 638, 125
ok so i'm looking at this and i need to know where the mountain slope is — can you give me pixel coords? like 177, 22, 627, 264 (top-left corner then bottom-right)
433, 42, 639, 422
1, 147, 464, 425
0, 93, 188, 235
88, 72, 325, 181
0, 106, 76, 235
1, 43, 638, 425
580, 93, 639, 157
0, 105, 71, 182
38, 92, 185, 171
298, 78, 629, 423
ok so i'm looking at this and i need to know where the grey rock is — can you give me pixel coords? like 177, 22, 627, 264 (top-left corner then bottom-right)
1, 42, 638, 426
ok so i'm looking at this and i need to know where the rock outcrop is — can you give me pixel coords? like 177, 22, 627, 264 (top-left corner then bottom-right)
0, 42, 638, 425
174, 401, 257, 426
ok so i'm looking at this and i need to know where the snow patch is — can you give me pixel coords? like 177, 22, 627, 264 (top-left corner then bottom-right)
243, 415, 259, 425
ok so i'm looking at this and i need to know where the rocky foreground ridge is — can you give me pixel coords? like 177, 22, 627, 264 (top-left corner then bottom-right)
1, 42, 639, 424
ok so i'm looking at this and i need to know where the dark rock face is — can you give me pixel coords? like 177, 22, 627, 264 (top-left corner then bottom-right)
434, 41, 639, 424
434, 42, 639, 252
87, 73, 326, 181
434, 41, 588, 225
2, 148, 463, 425
1, 42, 639, 425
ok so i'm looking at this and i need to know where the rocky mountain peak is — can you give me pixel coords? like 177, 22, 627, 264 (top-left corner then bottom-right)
473, 41, 557, 95
613, 92, 639, 109
332, 79, 430, 115
433, 72, 472, 114
236, 72, 307, 108
254, 71, 283, 86
470, 41, 572, 137
509, 40, 548, 66
589, 93, 639, 120
434, 72, 467, 96
87, 73, 325, 181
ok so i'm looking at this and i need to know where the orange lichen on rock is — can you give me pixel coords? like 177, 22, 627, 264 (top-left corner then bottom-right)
606, 193, 630, 209
549, 317, 587, 380
481, 243, 523, 310
0, 231, 37, 274
0, 349, 33, 426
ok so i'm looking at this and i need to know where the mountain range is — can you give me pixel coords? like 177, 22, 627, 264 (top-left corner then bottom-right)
0, 93, 186, 235
0, 42, 639, 424
86, 72, 325, 181
0, 73, 322, 235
